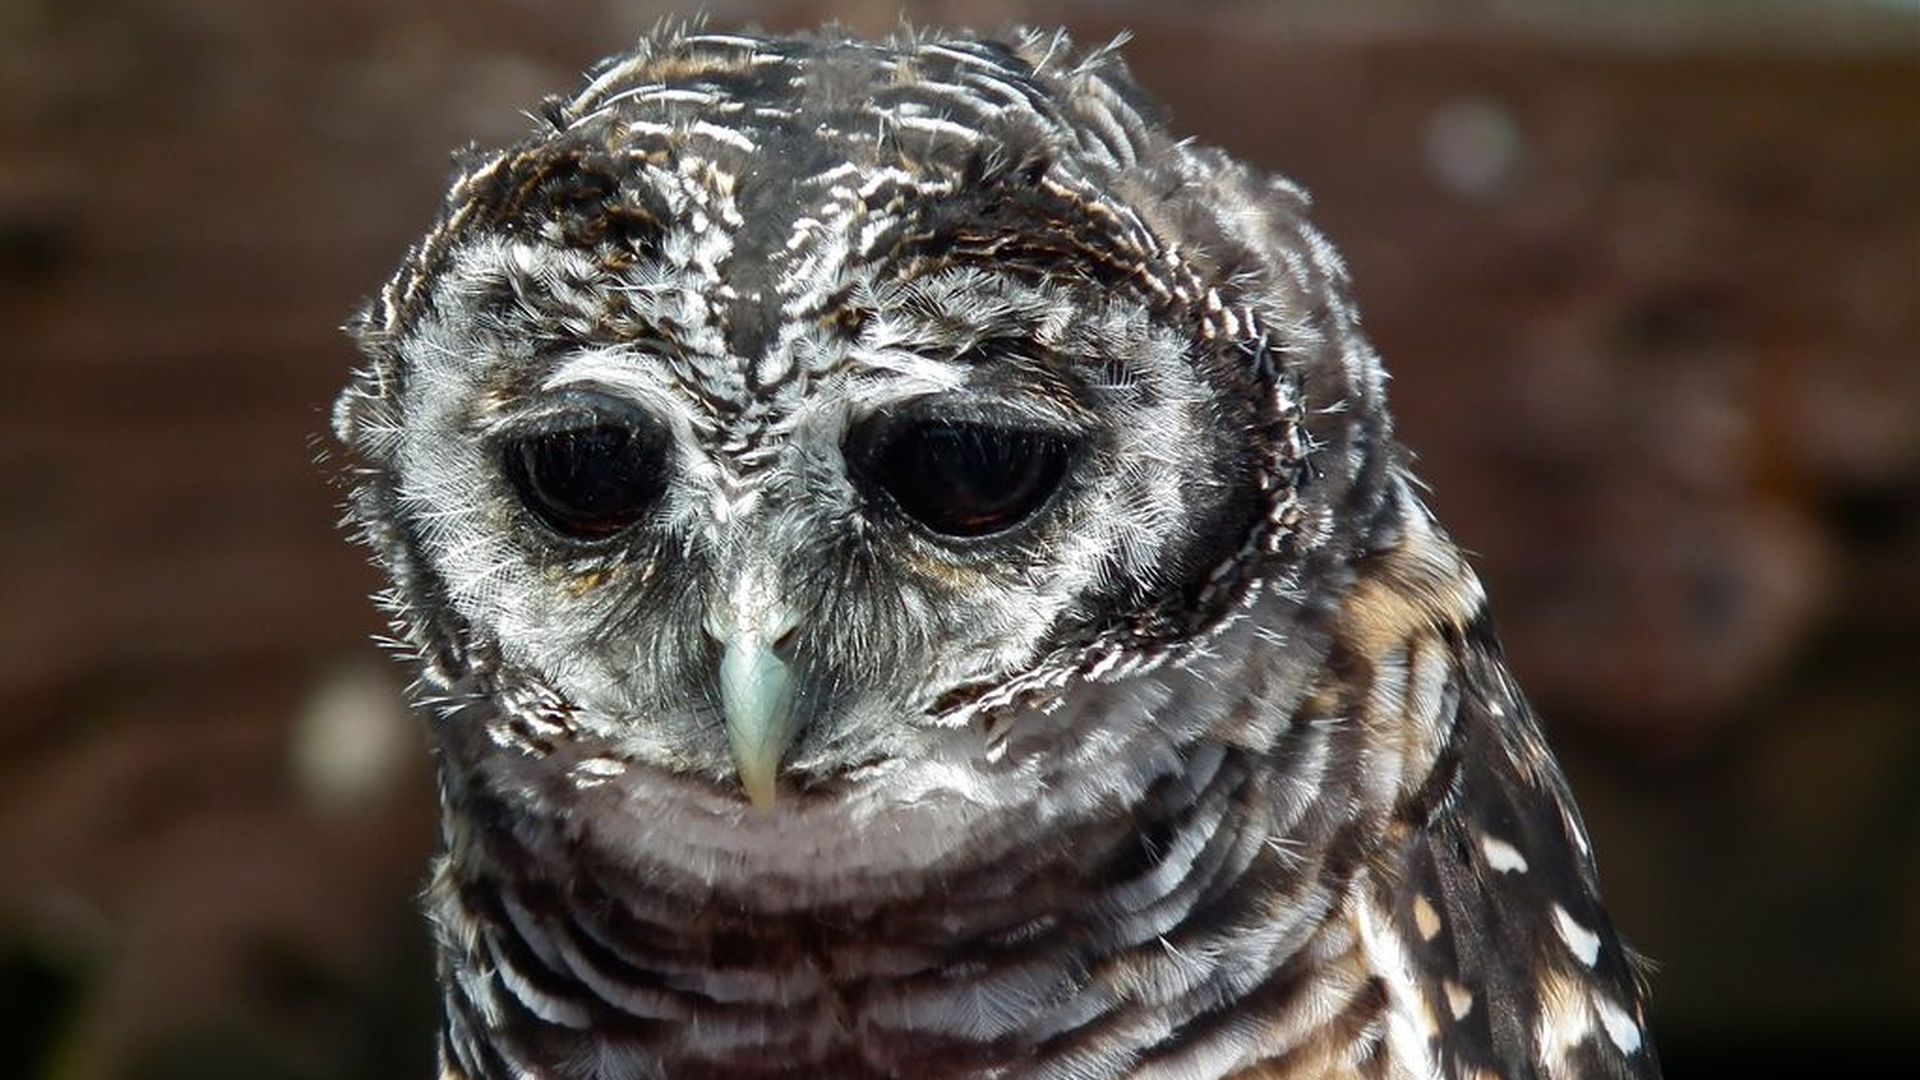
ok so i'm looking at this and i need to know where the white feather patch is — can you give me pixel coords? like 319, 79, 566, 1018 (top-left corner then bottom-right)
1594, 994, 1644, 1055
1480, 835, 1529, 874
1551, 903, 1601, 967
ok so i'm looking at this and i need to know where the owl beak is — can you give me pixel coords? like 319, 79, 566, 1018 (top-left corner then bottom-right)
710, 598, 802, 810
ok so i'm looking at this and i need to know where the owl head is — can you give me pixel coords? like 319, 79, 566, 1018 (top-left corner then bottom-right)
336, 27, 1389, 838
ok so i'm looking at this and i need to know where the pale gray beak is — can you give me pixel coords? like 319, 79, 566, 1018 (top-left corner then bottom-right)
707, 580, 801, 809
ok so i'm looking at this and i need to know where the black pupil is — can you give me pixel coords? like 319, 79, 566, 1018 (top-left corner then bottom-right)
866, 421, 1070, 537
504, 421, 665, 539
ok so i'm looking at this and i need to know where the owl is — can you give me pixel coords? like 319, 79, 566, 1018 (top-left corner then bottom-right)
335, 25, 1661, 1080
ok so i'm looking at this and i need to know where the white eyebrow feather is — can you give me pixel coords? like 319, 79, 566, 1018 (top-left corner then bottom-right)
533, 349, 722, 458
542, 349, 690, 414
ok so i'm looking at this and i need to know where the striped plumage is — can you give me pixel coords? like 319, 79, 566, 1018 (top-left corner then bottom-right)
336, 25, 1660, 1079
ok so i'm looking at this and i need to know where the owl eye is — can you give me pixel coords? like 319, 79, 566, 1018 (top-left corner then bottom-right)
858, 419, 1073, 538
501, 407, 669, 540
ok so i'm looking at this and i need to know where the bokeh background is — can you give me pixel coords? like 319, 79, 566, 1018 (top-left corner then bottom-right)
3, 0, 1915, 1076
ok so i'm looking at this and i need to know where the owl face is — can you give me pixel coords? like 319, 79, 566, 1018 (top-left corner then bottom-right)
340, 31, 1349, 815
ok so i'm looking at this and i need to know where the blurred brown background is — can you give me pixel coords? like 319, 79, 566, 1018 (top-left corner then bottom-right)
2, 0, 1915, 1076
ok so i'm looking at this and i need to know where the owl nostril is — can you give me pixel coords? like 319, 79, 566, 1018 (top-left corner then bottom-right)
702, 589, 803, 672
770, 624, 799, 659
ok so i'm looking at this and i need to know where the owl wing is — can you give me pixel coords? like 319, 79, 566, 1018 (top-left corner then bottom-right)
1382, 616, 1662, 1079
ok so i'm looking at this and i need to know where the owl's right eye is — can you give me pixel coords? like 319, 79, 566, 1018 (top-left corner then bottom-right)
501, 407, 670, 541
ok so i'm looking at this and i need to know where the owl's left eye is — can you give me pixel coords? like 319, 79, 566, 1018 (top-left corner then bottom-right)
851, 417, 1074, 539
501, 404, 670, 540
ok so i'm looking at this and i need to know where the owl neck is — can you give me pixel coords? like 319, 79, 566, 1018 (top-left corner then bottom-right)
426, 737, 1368, 1076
